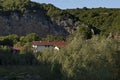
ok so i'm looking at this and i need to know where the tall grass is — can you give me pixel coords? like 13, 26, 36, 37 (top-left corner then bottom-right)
59, 36, 120, 80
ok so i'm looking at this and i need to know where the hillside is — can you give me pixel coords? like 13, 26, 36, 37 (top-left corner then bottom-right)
66, 8, 120, 35
0, 0, 68, 37
0, 0, 120, 37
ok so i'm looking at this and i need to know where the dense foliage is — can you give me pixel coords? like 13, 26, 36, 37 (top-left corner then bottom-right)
0, 1, 120, 80
0, 33, 64, 46
66, 8, 120, 35
0, 0, 30, 12
41, 3, 79, 23
0, 27, 120, 80
0, 33, 119, 80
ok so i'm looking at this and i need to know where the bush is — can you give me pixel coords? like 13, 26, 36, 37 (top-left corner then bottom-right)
60, 36, 119, 80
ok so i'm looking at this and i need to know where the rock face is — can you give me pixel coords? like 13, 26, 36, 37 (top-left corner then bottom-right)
0, 1, 82, 37
54, 19, 81, 34
0, 10, 67, 37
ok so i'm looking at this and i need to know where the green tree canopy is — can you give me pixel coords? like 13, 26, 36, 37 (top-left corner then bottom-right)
1, 0, 30, 12
75, 26, 92, 39
43, 35, 64, 41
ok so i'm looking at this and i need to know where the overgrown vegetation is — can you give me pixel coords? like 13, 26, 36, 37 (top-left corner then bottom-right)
0, 0, 120, 80
41, 3, 78, 21
0, 0, 30, 12
0, 33, 64, 46
0, 32, 119, 80
66, 8, 120, 35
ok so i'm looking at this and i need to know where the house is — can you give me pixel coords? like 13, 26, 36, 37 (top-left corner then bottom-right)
32, 41, 67, 52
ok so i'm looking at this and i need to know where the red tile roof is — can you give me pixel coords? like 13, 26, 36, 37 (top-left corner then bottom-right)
33, 41, 67, 48
52, 41, 67, 48
32, 41, 51, 46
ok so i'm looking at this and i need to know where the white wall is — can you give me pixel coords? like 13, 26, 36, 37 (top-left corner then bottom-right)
32, 45, 53, 52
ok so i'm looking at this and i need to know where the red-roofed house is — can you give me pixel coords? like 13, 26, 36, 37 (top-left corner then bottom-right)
32, 41, 67, 52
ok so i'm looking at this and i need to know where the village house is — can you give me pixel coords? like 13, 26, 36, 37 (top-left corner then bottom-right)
32, 41, 67, 52
11, 41, 67, 53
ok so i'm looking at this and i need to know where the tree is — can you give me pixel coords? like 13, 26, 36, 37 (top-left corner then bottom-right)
83, 7, 88, 10
24, 33, 39, 42
43, 35, 64, 41
7, 34, 19, 44
0, 36, 13, 46
76, 26, 92, 39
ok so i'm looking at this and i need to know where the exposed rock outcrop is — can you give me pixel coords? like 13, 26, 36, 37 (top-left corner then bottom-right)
0, 10, 67, 37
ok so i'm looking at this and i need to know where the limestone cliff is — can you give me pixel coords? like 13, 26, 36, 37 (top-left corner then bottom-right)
0, 10, 67, 37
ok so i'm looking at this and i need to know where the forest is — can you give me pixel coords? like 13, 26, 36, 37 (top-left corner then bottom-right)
0, 0, 120, 80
